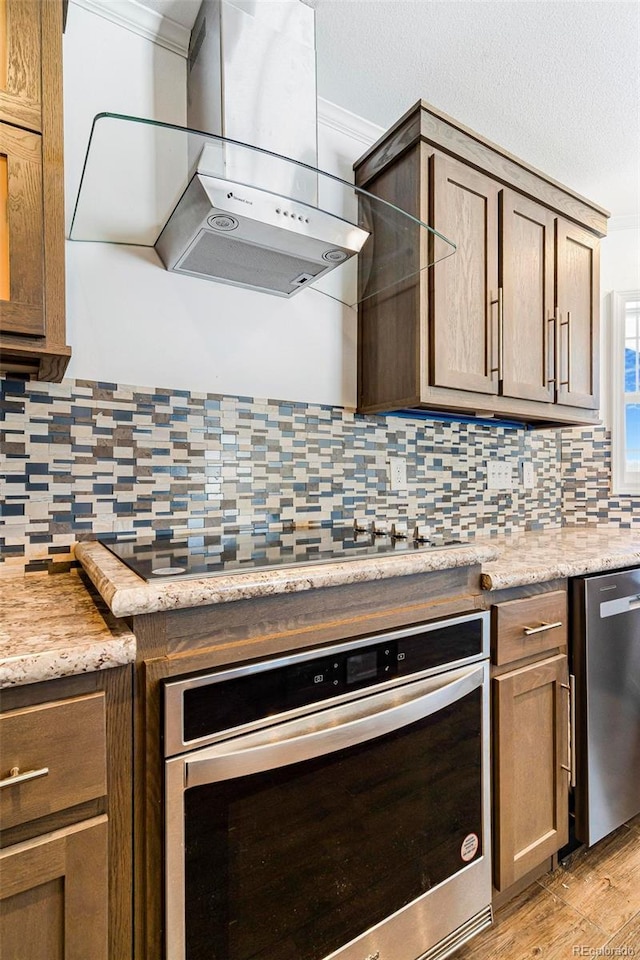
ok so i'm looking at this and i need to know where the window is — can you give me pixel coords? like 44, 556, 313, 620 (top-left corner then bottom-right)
612, 291, 640, 495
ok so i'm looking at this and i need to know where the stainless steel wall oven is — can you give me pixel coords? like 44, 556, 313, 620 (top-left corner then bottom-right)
164, 610, 492, 960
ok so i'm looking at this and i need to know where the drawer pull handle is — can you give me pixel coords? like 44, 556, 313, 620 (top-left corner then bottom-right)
522, 620, 563, 636
0, 766, 49, 788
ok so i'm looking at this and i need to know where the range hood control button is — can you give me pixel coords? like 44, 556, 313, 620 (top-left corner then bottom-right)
322, 249, 348, 263
207, 214, 239, 231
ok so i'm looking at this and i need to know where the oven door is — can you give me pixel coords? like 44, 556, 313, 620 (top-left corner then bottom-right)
165, 661, 491, 960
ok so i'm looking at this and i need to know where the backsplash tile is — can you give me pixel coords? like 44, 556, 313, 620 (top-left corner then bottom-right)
1, 377, 566, 570
561, 425, 640, 526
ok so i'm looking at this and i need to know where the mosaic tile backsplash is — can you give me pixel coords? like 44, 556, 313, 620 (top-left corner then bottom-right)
561, 425, 640, 527
1, 376, 569, 570
2, 377, 637, 571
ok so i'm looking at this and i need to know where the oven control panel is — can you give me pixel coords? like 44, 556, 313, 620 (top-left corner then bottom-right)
166, 614, 486, 754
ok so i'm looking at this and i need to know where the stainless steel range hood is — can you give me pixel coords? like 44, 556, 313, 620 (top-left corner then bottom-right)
153, 0, 368, 297
155, 172, 368, 297
68, 2, 457, 306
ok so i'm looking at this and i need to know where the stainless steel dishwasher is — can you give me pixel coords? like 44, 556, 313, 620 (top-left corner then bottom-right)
571, 566, 640, 846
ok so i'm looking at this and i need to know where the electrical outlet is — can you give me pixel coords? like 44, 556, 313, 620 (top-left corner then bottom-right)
387, 457, 408, 491
520, 459, 535, 488
486, 459, 513, 491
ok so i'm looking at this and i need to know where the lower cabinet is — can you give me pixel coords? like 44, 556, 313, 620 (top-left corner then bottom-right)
0, 817, 108, 960
0, 667, 132, 959
490, 588, 570, 894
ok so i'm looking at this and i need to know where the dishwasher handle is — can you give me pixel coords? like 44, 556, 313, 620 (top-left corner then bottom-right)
599, 593, 640, 619
185, 663, 485, 787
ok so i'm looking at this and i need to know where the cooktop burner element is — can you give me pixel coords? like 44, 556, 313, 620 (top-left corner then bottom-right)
97, 525, 464, 583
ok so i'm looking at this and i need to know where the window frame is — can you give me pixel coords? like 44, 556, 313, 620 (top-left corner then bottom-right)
611, 289, 640, 496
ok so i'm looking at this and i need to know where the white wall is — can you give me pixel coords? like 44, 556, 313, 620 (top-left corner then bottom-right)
63, 2, 382, 407
598, 217, 640, 428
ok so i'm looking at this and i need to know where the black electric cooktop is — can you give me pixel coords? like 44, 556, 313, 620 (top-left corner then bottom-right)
97, 526, 464, 583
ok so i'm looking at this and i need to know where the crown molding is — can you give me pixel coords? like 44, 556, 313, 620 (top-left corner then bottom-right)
69, 0, 191, 57
317, 98, 384, 148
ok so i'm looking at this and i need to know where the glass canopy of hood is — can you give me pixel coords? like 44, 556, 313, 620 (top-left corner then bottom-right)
68, 113, 456, 308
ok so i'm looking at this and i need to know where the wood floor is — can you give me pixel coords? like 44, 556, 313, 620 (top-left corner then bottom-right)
454, 814, 640, 959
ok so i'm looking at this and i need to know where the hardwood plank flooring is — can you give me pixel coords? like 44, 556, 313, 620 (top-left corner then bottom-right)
454, 819, 640, 959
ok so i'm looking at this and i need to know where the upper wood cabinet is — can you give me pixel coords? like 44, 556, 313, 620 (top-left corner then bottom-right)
354, 101, 608, 427
0, 0, 42, 132
500, 190, 555, 405
0, 0, 69, 381
0, 121, 45, 337
555, 220, 600, 409
430, 154, 499, 396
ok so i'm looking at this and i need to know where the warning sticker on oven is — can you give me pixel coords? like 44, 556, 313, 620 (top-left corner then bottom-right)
460, 833, 479, 862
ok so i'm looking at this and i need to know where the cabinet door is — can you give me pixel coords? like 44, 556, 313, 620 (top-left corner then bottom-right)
0, 120, 45, 336
493, 653, 569, 891
0, 0, 41, 131
430, 154, 499, 395
500, 190, 555, 403
555, 220, 600, 409
0, 816, 108, 960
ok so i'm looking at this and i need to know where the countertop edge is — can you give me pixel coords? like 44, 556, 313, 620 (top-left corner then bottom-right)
481, 548, 640, 591
0, 635, 137, 689
76, 541, 499, 618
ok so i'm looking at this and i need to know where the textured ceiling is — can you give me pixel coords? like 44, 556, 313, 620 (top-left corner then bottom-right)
132, 0, 640, 218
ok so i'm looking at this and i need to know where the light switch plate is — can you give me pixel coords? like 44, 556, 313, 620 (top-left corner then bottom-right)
520, 459, 535, 488
486, 459, 513, 490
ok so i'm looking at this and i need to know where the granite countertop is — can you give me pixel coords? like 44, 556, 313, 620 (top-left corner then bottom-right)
5, 526, 640, 689
0, 568, 135, 688
480, 526, 640, 590
74, 538, 500, 618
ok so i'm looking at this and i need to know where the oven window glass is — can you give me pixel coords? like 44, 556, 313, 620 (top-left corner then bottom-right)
182, 687, 482, 960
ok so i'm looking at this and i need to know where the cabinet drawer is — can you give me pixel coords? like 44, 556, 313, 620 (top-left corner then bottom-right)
0, 693, 107, 830
492, 590, 567, 666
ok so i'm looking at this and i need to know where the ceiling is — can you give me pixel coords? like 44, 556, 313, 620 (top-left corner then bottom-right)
134, 0, 639, 219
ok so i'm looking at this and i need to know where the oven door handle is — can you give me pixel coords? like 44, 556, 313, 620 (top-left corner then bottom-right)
184, 663, 486, 787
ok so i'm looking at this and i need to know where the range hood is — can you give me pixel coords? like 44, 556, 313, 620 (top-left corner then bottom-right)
68, 1, 456, 306
154, 0, 368, 297
155, 172, 368, 297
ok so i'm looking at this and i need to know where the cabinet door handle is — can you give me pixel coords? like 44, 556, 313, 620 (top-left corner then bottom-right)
560, 676, 576, 786
551, 307, 560, 389
545, 315, 556, 387
560, 311, 571, 389
0, 766, 49, 788
569, 673, 576, 787
490, 288, 503, 379
522, 620, 563, 636
497, 286, 504, 380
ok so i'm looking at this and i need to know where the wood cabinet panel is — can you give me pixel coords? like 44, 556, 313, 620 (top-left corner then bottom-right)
354, 102, 605, 426
500, 190, 555, 403
0, 0, 41, 132
0, 0, 69, 379
493, 653, 569, 891
0, 692, 107, 830
430, 153, 499, 395
555, 220, 600, 409
0, 120, 44, 336
358, 147, 423, 410
0, 817, 108, 960
492, 590, 567, 667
